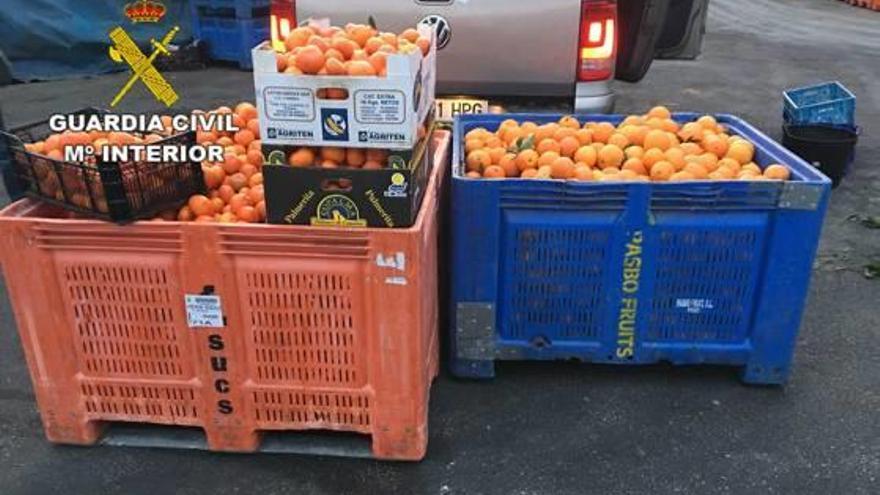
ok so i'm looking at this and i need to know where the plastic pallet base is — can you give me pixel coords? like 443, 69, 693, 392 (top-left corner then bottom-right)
449, 113, 831, 386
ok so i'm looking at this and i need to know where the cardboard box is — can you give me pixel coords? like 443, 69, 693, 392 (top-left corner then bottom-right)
262, 131, 434, 228
252, 25, 436, 150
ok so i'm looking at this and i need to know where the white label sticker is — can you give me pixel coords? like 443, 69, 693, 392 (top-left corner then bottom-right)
675, 298, 715, 314
185, 294, 224, 328
264, 87, 314, 121
355, 90, 405, 124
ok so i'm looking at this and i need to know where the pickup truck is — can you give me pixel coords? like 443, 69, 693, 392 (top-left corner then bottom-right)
269, 0, 708, 116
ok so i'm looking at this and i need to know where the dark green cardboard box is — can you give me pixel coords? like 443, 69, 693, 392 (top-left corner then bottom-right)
262, 131, 434, 228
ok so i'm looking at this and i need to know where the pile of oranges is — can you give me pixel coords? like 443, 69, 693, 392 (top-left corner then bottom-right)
276, 22, 431, 77
22, 125, 176, 213
463, 106, 792, 182
167, 102, 266, 224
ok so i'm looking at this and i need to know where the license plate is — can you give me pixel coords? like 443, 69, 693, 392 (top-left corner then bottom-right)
435, 98, 489, 122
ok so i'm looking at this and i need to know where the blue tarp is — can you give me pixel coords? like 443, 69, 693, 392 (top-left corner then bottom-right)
0, 0, 193, 82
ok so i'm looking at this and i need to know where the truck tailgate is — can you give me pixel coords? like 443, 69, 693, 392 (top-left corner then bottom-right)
296, 0, 582, 96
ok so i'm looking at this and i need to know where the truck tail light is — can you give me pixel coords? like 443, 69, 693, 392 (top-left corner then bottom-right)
270, 0, 297, 52
578, 0, 617, 81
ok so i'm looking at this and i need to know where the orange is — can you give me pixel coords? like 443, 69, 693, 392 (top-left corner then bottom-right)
465, 171, 481, 178
515, 149, 539, 171
240, 163, 257, 178
740, 162, 761, 175
499, 153, 519, 177
235, 102, 258, 121
646, 118, 666, 130
483, 165, 505, 178
465, 138, 485, 153
608, 133, 629, 149
535, 165, 553, 179
345, 149, 365, 167
620, 125, 647, 146
320, 147, 346, 163
501, 126, 525, 145
325, 58, 347, 75
683, 162, 709, 179
558, 136, 581, 158
617, 169, 639, 181
295, 45, 325, 74
702, 134, 729, 158
678, 122, 703, 142
368, 52, 388, 74
285, 27, 313, 50
217, 184, 235, 204
248, 172, 264, 188
246, 149, 264, 167
764, 164, 791, 180
234, 129, 256, 148
289, 148, 315, 167
221, 153, 242, 174
177, 206, 194, 222
660, 119, 680, 133
347, 60, 377, 76
537, 151, 561, 168
520, 168, 538, 179
350, 49, 369, 62
415, 37, 431, 55
642, 148, 666, 168
229, 194, 249, 214
379, 32, 399, 48
695, 152, 718, 171
400, 28, 420, 44
575, 128, 593, 146
650, 161, 675, 181
188, 195, 214, 217
670, 171, 696, 181
324, 48, 344, 61
591, 122, 615, 144
726, 141, 754, 165
622, 158, 648, 176
331, 37, 358, 59
537, 138, 561, 155
573, 166, 593, 181
364, 36, 385, 55
598, 145, 625, 169
573, 146, 598, 167
680, 142, 702, 156
237, 205, 258, 223
647, 105, 671, 119
553, 127, 577, 142
488, 147, 506, 165
714, 165, 737, 179
534, 124, 558, 143
466, 149, 492, 172
485, 136, 503, 149
697, 115, 718, 130
643, 129, 671, 151
203, 165, 225, 189
246, 119, 260, 139
625, 146, 645, 160
558, 115, 580, 129
228, 172, 248, 191
550, 157, 575, 179
664, 147, 687, 170
349, 25, 377, 47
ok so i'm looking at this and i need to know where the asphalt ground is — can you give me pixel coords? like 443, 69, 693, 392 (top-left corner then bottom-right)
0, 0, 878, 493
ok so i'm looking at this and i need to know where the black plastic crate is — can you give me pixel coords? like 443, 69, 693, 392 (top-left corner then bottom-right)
0, 108, 205, 223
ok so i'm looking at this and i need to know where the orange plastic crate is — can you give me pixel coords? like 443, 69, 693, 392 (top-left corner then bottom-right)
0, 131, 450, 461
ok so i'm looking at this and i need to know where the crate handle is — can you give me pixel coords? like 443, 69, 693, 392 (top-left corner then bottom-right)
320, 178, 353, 192
316, 88, 350, 101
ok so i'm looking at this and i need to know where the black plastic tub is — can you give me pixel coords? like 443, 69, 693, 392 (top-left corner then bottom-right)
782, 124, 858, 188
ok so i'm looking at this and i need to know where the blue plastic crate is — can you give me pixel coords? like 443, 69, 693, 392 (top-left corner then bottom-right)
190, 0, 270, 18
783, 81, 855, 126
192, 15, 269, 69
450, 113, 831, 385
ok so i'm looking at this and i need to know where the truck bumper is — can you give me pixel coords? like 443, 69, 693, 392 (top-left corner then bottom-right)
574, 80, 615, 114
